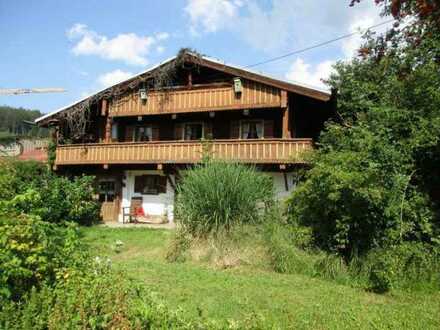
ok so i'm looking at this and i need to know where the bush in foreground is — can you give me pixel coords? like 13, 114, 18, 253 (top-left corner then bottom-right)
176, 161, 274, 237
0, 257, 265, 329
0, 159, 99, 225
0, 213, 87, 301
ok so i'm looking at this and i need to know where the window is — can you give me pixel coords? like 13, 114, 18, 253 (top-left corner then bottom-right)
134, 175, 167, 195
184, 123, 203, 140
134, 125, 153, 142
98, 180, 115, 202
241, 120, 263, 139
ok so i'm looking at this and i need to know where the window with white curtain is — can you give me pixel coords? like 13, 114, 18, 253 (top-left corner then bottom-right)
240, 120, 264, 139
134, 125, 153, 141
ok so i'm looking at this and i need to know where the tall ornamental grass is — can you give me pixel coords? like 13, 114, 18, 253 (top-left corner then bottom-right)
175, 161, 274, 236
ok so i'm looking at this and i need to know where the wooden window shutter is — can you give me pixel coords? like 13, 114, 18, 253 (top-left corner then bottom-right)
204, 122, 213, 139
174, 123, 184, 140
152, 124, 160, 141
230, 120, 240, 139
264, 120, 274, 138
125, 125, 135, 142
158, 176, 167, 194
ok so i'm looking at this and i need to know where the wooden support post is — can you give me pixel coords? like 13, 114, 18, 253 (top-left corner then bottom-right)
281, 90, 288, 108
105, 116, 112, 143
102, 99, 112, 143
281, 90, 291, 139
282, 106, 291, 139
188, 71, 193, 89
51, 126, 59, 145
101, 98, 108, 116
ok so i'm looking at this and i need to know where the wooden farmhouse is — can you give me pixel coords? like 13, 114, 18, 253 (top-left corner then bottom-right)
36, 51, 334, 223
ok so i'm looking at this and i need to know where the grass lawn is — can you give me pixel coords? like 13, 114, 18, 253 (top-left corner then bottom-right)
80, 226, 440, 329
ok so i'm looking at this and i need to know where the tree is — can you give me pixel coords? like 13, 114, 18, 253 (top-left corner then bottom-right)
288, 1, 440, 257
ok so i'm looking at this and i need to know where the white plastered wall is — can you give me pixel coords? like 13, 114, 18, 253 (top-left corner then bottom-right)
120, 170, 175, 223
268, 171, 297, 200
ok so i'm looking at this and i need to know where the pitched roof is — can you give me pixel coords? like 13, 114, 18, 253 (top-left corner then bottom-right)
36, 53, 331, 124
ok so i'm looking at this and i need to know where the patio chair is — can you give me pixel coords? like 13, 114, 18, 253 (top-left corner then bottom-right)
122, 197, 143, 223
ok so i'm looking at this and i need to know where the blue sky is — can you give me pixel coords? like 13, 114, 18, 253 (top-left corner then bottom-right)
0, 0, 391, 114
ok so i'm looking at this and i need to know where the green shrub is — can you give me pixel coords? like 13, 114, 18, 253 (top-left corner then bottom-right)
0, 160, 46, 200
0, 265, 265, 329
0, 162, 99, 225
287, 141, 436, 257
176, 161, 274, 236
0, 213, 87, 301
363, 242, 440, 293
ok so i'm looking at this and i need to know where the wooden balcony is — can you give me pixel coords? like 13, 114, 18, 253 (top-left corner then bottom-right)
108, 81, 283, 117
55, 139, 313, 166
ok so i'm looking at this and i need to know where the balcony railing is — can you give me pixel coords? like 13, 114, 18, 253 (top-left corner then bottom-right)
55, 139, 313, 165
108, 81, 283, 117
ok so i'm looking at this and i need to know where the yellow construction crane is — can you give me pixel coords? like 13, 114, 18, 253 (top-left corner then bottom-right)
0, 88, 66, 95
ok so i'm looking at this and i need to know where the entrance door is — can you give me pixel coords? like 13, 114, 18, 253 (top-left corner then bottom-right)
99, 180, 119, 222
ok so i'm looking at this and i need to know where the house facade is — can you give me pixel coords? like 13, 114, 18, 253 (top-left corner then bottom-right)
36, 52, 334, 224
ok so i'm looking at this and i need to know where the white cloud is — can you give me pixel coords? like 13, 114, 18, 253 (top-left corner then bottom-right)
341, 8, 382, 58
285, 58, 335, 89
67, 23, 169, 66
156, 45, 165, 54
155, 32, 170, 41
97, 69, 134, 88
185, 0, 245, 34
184, 0, 386, 53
